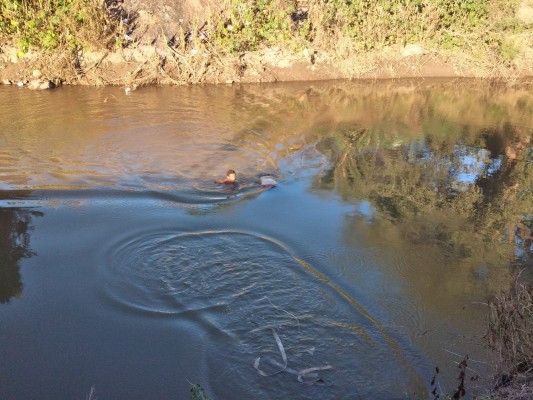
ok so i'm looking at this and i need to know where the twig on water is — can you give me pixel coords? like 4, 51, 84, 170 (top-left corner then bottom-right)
253, 328, 333, 385
86, 386, 97, 400
253, 328, 288, 377
264, 296, 301, 331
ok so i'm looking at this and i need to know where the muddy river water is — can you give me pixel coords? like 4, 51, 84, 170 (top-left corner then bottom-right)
1, 79, 532, 399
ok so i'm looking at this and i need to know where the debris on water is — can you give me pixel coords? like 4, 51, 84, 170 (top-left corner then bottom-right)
253, 328, 333, 385
260, 176, 278, 187
187, 381, 209, 400
253, 328, 287, 377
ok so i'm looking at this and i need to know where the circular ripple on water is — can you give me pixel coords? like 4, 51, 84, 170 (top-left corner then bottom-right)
99, 230, 427, 399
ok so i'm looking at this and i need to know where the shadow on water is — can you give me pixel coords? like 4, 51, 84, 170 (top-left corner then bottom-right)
0, 195, 41, 303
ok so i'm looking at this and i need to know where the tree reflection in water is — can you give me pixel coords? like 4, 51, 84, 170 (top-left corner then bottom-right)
313, 101, 533, 284
0, 207, 41, 303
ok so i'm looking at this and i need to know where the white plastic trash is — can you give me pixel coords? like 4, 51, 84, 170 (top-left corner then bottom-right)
260, 176, 278, 187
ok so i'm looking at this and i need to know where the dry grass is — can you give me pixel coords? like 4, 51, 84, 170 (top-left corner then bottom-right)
485, 278, 533, 381
300, 0, 531, 81
491, 378, 533, 400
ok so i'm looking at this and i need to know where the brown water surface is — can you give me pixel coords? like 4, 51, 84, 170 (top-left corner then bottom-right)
1, 80, 532, 399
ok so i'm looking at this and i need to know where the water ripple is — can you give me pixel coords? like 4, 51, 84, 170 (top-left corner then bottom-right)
98, 229, 428, 399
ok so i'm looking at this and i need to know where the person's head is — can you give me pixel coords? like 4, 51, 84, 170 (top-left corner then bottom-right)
226, 169, 237, 182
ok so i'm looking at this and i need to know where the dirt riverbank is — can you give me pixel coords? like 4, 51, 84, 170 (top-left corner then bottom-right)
1, 0, 532, 88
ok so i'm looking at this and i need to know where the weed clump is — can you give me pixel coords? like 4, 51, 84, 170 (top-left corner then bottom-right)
0, 0, 127, 57
213, 0, 297, 52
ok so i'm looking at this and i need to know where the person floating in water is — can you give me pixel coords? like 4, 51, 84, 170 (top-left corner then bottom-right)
214, 169, 237, 184
215, 169, 278, 190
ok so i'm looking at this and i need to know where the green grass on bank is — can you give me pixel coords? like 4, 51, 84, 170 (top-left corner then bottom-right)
212, 0, 527, 65
0, 0, 529, 65
213, 0, 521, 52
0, 0, 124, 57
